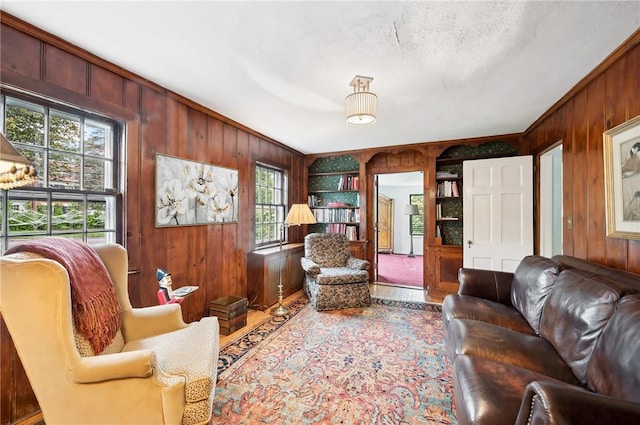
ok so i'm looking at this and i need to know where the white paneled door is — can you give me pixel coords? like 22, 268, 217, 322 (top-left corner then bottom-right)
463, 156, 533, 272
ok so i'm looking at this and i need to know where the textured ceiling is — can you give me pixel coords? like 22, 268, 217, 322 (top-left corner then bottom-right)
2, 1, 639, 154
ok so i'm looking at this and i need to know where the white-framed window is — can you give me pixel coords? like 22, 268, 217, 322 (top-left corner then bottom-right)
0, 92, 122, 252
255, 163, 287, 247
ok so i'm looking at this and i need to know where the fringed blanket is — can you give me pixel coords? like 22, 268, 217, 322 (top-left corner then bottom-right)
5, 238, 121, 354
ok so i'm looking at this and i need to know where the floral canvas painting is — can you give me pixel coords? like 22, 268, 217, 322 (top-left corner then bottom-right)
155, 154, 238, 226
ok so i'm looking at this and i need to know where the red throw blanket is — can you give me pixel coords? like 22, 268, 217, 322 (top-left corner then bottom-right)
5, 238, 121, 354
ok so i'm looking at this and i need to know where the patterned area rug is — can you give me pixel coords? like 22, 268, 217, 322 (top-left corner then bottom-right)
213, 297, 456, 424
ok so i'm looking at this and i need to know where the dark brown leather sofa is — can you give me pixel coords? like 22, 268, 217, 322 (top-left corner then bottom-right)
442, 255, 640, 425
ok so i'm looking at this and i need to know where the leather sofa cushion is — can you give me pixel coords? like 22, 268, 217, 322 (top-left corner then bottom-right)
540, 270, 621, 386
553, 255, 640, 294
510, 255, 562, 335
443, 294, 535, 335
453, 355, 568, 425
587, 295, 640, 403
446, 318, 579, 384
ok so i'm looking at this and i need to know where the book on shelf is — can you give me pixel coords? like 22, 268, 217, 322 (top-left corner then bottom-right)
436, 171, 459, 179
308, 194, 322, 207
312, 208, 360, 223
337, 174, 360, 190
452, 181, 460, 197
345, 225, 358, 241
437, 180, 460, 197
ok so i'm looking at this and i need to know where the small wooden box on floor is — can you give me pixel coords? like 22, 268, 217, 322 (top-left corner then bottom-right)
209, 296, 248, 335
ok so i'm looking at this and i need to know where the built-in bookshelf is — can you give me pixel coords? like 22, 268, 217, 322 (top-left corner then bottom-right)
307, 155, 361, 241
434, 164, 463, 245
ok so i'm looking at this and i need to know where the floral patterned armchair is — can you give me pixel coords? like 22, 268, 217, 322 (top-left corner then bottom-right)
301, 233, 371, 311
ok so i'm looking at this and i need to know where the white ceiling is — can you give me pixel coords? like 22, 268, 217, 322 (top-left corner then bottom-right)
2, 1, 639, 155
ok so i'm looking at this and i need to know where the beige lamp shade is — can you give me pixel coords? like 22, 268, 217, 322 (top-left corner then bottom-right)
0, 131, 36, 190
285, 204, 317, 226
404, 204, 419, 215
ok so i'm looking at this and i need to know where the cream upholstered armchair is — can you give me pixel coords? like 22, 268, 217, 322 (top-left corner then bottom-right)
0, 240, 219, 425
301, 232, 371, 311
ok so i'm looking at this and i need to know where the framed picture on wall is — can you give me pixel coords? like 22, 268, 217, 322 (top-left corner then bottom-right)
603, 115, 640, 239
155, 153, 238, 227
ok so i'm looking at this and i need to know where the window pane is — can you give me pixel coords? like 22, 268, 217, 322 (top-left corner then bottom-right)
50, 110, 80, 152
1, 94, 120, 248
8, 191, 48, 234
84, 120, 109, 157
90, 194, 116, 231
15, 145, 45, 187
49, 152, 81, 189
51, 194, 84, 232
87, 200, 106, 232
255, 164, 287, 246
5, 98, 45, 147
84, 158, 106, 191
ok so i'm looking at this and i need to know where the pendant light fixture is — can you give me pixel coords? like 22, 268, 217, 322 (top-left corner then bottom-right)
345, 75, 377, 125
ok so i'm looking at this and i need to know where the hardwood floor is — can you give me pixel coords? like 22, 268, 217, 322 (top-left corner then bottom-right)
219, 284, 443, 345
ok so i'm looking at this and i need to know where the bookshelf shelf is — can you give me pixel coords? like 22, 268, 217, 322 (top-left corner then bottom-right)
307, 155, 361, 241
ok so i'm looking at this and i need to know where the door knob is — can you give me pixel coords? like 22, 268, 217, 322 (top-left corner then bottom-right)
467, 240, 472, 248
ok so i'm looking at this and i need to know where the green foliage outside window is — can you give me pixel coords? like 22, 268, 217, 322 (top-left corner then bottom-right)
255, 164, 287, 246
1, 94, 119, 250
410, 194, 424, 236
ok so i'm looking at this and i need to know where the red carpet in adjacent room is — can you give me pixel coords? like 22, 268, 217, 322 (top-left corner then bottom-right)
376, 253, 424, 288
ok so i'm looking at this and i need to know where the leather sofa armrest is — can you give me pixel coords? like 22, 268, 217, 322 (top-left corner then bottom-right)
301, 257, 321, 275
515, 381, 640, 425
347, 257, 370, 270
457, 268, 514, 304
69, 350, 155, 383
121, 304, 187, 341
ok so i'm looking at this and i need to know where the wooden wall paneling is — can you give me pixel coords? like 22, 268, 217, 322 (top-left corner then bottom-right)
586, 74, 607, 263
561, 101, 575, 257
223, 124, 241, 299
0, 318, 10, 424
184, 106, 208, 321
627, 44, 640, 274
124, 79, 140, 113
530, 124, 542, 253
548, 102, 567, 146
125, 119, 142, 303
629, 43, 640, 118
0, 24, 41, 80
163, 101, 190, 320
89, 64, 124, 107
235, 129, 250, 299
139, 87, 168, 307
358, 157, 369, 243
206, 118, 225, 304
44, 44, 87, 95
604, 57, 630, 269
207, 118, 225, 164
237, 130, 252, 250
571, 88, 589, 259
0, 319, 39, 425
